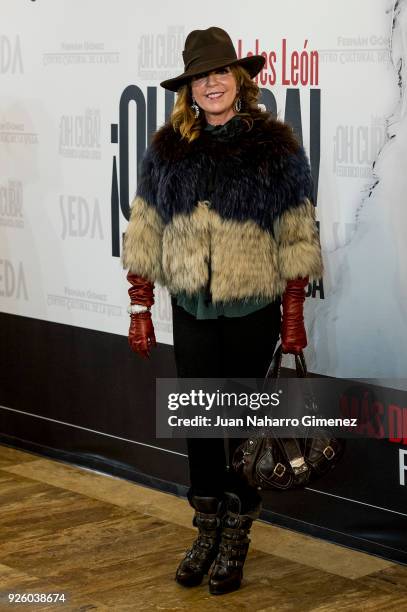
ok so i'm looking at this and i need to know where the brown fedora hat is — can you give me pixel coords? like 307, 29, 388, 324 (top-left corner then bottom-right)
160, 26, 265, 92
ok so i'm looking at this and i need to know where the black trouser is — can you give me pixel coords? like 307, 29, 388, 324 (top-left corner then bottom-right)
171, 296, 281, 512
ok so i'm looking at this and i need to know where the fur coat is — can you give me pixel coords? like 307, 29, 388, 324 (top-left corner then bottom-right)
122, 113, 323, 303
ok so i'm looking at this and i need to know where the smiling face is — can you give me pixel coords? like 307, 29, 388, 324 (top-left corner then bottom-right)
190, 65, 239, 126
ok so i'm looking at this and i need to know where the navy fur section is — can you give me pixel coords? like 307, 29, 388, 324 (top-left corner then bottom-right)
136, 114, 314, 231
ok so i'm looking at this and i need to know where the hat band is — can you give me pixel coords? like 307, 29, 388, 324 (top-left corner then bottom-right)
184, 43, 237, 72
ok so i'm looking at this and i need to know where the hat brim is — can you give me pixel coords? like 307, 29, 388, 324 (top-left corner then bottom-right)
160, 55, 266, 92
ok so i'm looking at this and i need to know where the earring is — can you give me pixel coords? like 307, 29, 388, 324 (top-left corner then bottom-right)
191, 97, 200, 118
234, 96, 242, 112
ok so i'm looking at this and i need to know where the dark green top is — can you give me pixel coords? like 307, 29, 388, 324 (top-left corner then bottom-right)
171, 115, 273, 320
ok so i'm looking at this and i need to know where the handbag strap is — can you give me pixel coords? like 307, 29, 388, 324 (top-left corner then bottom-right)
264, 344, 307, 382
261, 345, 310, 474
294, 351, 307, 377
264, 343, 283, 381
262, 343, 317, 420
276, 438, 309, 476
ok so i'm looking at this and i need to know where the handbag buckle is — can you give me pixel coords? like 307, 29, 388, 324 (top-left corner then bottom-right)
323, 445, 335, 460
273, 462, 286, 477
290, 457, 308, 475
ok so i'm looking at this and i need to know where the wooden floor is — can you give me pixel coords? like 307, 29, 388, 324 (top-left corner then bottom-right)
0, 445, 406, 611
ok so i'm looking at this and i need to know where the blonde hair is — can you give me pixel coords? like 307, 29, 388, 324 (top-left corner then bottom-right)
169, 64, 270, 143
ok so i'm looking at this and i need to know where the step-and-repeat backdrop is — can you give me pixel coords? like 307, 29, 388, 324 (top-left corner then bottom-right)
1, 0, 407, 561
2, 0, 406, 377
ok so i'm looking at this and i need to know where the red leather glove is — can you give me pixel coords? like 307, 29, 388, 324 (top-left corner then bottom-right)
281, 276, 309, 354
128, 311, 157, 359
127, 272, 157, 359
127, 271, 155, 308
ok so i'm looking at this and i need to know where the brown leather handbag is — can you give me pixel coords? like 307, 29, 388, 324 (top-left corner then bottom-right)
231, 344, 345, 491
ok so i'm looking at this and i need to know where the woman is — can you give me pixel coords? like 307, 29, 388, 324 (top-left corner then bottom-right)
122, 27, 323, 595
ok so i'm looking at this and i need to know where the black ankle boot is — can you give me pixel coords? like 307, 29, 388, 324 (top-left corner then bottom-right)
208, 491, 262, 595
175, 495, 224, 587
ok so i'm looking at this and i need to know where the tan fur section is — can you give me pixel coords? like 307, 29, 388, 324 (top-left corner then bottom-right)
121, 196, 165, 284
122, 196, 323, 299
274, 198, 324, 281
162, 201, 211, 295
210, 212, 286, 302
162, 202, 286, 302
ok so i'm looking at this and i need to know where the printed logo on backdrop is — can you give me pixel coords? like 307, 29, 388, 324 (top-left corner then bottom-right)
333, 115, 387, 180
59, 109, 101, 160
110, 33, 324, 333
319, 35, 390, 64
0, 35, 23, 73
0, 121, 38, 144
43, 41, 119, 66
60, 195, 103, 240
400, 449, 407, 486
384, 398, 407, 487
52, 183, 120, 316
0, 260, 28, 300
0, 180, 23, 228
341, 385, 407, 487
137, 26, 185, 81
328, 114, 387, 251
237, 38, 319, 88
47, 287, 121, 318
50, 194, 121, 315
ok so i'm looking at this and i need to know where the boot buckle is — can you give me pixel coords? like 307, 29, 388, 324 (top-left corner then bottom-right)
227, 559, 242, 567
